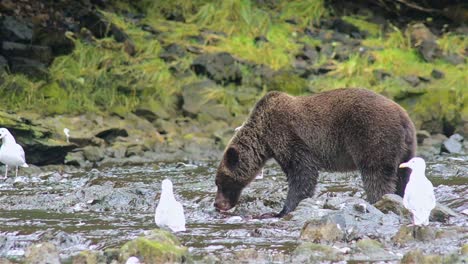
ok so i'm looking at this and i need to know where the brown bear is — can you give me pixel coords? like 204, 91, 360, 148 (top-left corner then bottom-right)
214, 88, 416, 217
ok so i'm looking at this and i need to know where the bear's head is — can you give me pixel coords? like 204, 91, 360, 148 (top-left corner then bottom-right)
214, 146, 249, 211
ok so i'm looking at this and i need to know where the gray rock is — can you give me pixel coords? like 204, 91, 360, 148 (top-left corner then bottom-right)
403, 75, 421, 87
0, 55, 7, 72
349, 238, 399, 262
1, 41, 53, 64
82, 146, 105, 162
292, 242, 343, 263
442, 134, 465, 154
373, 69, 391, 81
8, 57, 48, 79
408, 23, 440, 62
374, 194, 409, 217
159, 43, 186, 62
443, 53, 465, 65
191, 52, 242, 85
1, 16, 33, 43
300, 222, 344, 243
24, 242, 60, 264
430, 203, 458, 223
64, 151, 87, 167
431, 69, 445, 79
95, 128, 128, 144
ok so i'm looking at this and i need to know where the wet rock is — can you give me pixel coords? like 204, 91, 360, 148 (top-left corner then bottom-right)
374, 194, 410, 218
431, 69, 445, 79
417, 133, 447, 158
392, 225, 436, 244
191, 52, 242, 85
300, 222, 344, 243
159, 43, 186, 62
291, 242, 344, 263
349, 238, 399, 262
119, 229, 189, 263
319, 197, 401, 241
408, 23, 440, 62
24, 242, 60, 264
430, 203, 458, 223
441, 133, 465, 154
82, 146, 105, 162
416, 130, 431, 144
72, 250, 102, 264
401, 249, 442, 263
0, 16, 33, 43
95, 128, 128, 144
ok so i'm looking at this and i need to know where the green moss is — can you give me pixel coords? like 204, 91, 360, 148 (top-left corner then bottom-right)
119, 229, 189, 263
214, 23, 300, 70
293, 242, 343, 262
356, 239, 383, 253
342, 16, 381, 37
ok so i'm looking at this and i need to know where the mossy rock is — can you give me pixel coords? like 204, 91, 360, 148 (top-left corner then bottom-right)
392, 225, 436, 244
119, 229, 189, 263
266, 70, 308, 95
462, 244, 468, 255
300, 222, 344, 243
71, 250, 102, 264
292, 242, 344, 263
355, 239, 384, 254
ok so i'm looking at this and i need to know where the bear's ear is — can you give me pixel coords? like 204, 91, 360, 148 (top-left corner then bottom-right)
225, 146, 239, 169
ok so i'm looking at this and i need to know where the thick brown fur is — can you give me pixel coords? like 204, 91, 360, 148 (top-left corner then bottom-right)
214, 88, 416, 216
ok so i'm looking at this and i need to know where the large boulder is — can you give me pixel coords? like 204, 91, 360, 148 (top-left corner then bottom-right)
0, 111, 76, 165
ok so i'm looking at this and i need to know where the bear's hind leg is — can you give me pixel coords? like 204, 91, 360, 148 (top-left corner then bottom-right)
359, 162, 398, 204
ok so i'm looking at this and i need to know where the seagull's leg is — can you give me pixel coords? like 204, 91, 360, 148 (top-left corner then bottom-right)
15, 166, 18, 177
2, 165, 7, 179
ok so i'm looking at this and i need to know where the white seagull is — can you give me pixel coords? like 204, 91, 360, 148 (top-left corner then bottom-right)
155, 179, 186, 232
0, 128, 28, 179
63, 128, 70, 143
399, 157, 436, 226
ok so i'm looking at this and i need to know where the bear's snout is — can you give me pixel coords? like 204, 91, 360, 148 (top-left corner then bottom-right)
214, 191, 234, 211
214, 199, 232, 211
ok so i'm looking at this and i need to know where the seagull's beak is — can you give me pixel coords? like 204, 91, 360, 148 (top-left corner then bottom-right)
399, 162, 409, 168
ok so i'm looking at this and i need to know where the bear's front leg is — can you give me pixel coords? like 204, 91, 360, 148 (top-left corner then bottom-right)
259, 160, 318, 218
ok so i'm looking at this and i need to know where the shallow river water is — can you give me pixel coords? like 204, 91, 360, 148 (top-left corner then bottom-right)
0, 155, 466, 262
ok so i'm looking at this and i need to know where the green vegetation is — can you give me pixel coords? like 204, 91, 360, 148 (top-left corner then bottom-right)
0, 0, 466, 136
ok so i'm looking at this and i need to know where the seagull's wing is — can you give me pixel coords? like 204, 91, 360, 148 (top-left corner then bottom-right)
16, 144, 26, 163
169, 201, 186, 232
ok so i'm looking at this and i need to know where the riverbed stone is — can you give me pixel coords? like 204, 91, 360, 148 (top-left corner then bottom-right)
0, 16, 33, 43
401, 249, 442, 264
416, 130, 431, 144
72, 250, 102, 264
291, 242, 344, 263
119, 229, 189, 263
430, 203, 458, 223
24, 242, 60, 264
374, 194, 410, 218
300, 221, 344, 243
392, 225, 436, 244
441, 133, 465, 154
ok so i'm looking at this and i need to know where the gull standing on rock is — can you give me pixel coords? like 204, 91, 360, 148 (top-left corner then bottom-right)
155, 179, 186, 232
0, 128, 28, 179
63, 128, 70, 143
399, 157, 436, 226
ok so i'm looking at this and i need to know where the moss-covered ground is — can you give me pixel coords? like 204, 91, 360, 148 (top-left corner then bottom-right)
0, 0, 466, 138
